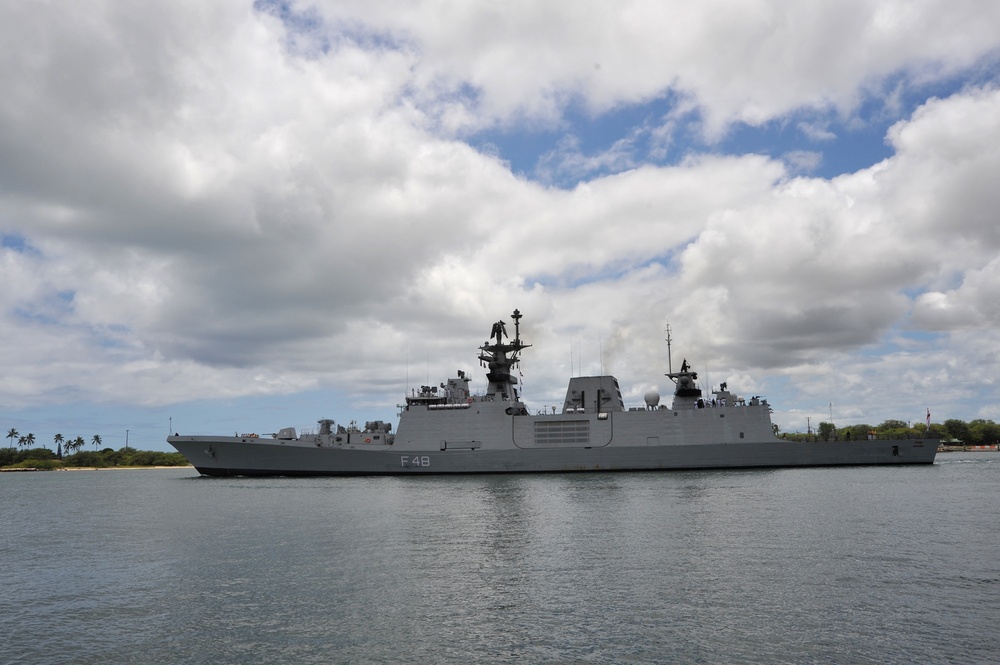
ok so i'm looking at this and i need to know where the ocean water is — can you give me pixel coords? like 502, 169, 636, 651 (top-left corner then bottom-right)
3, 454, 999, 664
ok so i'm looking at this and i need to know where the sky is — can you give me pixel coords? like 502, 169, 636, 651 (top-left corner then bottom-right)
2, 0, 1000, 452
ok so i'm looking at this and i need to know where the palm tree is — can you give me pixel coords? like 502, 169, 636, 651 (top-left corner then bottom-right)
73, 436, 86, 454
54, 433, 64, 458
18, 435, 27, 451
6, 428, 18, 449
92, 434, 102, 451
25, 433, 35, 449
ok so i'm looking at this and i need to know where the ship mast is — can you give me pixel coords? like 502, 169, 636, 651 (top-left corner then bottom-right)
665, 323, 673, 376
479, 309, 531, 401
663, 324, 703, 406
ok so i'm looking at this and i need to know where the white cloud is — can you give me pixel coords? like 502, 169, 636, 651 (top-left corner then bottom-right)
797, 122, 836, 142
782, 150, 823, 173
1, 0, 1000, 444
912, 256, 1000, 330
291, 0, 1000, 137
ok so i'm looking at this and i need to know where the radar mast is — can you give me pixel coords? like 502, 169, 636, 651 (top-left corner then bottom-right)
479, 309, 531, 401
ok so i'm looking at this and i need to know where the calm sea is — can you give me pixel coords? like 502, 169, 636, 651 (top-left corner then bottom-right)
3, 454, 999, 664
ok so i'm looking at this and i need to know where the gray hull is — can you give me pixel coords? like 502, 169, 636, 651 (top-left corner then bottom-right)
168, 434, 937, 477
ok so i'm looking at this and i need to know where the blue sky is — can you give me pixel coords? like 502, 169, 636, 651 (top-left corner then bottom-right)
3, 1, 1000, 452
473, 72, 984, 186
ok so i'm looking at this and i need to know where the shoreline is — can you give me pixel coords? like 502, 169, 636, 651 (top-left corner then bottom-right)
1, 465, 193, 473
937, 445, 999, 452
57, 465, 194, 470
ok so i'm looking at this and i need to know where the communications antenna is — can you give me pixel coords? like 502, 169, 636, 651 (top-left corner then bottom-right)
665, 323, 673, 375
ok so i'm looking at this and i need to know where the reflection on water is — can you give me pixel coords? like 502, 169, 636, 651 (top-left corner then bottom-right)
3, 455, 999, 664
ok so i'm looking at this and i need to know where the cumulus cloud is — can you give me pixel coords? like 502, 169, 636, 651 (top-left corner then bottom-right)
1, 0, 1000, 446
299, 0, 1000, 136
913, 257, 1000, 330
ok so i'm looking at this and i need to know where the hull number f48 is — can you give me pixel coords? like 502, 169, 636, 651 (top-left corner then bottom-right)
401, 456, 431, 467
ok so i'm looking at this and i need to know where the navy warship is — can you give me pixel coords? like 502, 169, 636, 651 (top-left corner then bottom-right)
167, 309, 938, 476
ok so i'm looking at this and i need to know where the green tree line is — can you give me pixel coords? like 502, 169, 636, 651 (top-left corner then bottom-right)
2, 428, 187, 469
779, 418, 1000, 444
6, 428, 107, 454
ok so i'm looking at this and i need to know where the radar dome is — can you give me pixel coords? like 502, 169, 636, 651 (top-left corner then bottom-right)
644, 390, 660, 407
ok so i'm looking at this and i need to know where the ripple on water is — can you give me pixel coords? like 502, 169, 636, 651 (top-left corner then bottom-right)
2, 461, 999, 664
